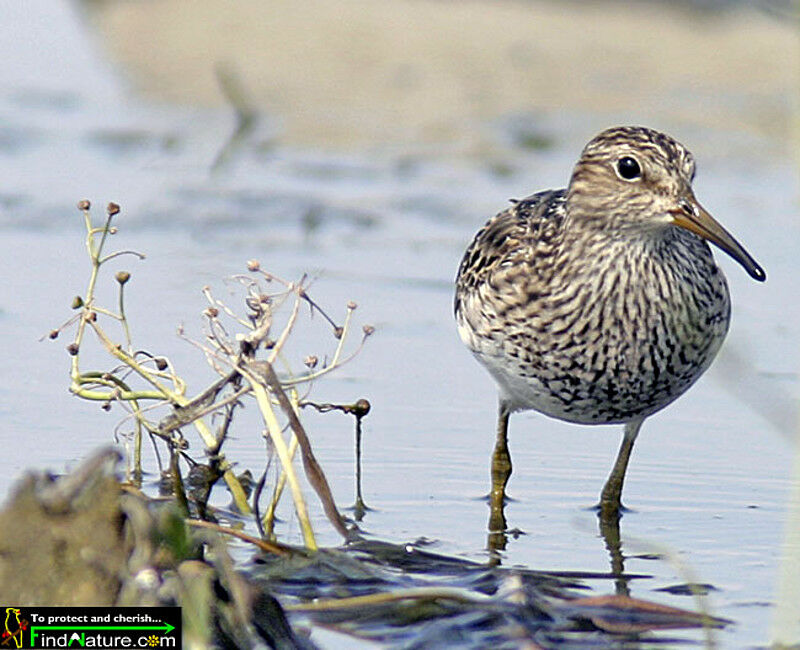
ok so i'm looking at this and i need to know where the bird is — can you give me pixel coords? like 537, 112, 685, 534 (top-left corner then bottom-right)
454, 125, 765, 527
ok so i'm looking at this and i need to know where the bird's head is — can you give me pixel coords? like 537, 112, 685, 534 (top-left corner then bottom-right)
567, 126, 765, 282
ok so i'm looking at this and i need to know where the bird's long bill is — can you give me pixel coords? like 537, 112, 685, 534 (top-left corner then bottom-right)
671, 197, 766, 282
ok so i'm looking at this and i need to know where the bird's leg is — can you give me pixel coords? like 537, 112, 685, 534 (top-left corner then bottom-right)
488, 401, 512, 535
599, 418, 645, 521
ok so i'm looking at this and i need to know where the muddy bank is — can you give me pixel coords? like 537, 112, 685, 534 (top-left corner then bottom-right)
80, 0, 798, 147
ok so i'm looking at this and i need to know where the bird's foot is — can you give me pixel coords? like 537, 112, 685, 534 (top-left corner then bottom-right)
587, 500, 633, 518
476, 491, 517, 503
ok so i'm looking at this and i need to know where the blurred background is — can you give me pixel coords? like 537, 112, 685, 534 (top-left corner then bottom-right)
83, 0, 798, 147
0, 0, 798, 646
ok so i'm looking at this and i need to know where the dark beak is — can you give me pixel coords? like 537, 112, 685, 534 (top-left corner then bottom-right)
670, 193, 766, 282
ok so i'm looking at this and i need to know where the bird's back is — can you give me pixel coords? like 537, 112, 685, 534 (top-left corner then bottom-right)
455, 190, 567, 303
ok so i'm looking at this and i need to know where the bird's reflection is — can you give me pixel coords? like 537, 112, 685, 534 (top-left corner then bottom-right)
597, 509, 631, 596
486, 480, 634, 598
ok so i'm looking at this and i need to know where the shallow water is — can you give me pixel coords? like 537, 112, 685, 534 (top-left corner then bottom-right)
1, 1, 798, 647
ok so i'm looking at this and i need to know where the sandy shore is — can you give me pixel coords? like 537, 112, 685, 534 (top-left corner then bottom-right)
82, 0, 798, 148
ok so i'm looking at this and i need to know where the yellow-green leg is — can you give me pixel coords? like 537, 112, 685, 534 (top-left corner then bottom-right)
599, 417, 645, 521
488, 401, 512, 536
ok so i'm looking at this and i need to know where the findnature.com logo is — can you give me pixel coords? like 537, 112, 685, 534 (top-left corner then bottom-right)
0, 607, 180, 648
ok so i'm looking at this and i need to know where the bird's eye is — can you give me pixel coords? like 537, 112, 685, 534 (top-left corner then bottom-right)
616, 156, 641, 181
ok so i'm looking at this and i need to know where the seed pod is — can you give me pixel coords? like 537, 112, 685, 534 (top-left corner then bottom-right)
107, 202, 120, 216
71, 296, 84, 309
115, 271, 131, 285
77, 199, 91, 211
354, 398, 371, 416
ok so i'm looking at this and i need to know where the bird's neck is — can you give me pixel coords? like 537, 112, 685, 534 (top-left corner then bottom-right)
554, 213, 682, 292
562, 207, 663, 253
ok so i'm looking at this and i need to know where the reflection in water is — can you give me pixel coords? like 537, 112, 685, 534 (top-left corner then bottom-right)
486, 449, 633, 602
485, 473, 655, 650
485, 466, 731, 648
597, 508, 631, 598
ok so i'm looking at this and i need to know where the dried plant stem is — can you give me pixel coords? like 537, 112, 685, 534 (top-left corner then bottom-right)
87, 320, 182, 397
267, 292, 302, 364
243, 366, 317, 550
69, 214, 105, 389
258, 361, 349, 541
187, 519, 294, 557
73, 371, 165, 402
115, 280, 138, 467
286, 587, 491, 612
330, 304, 354, 367
117, 281, 133, 351
264, 433, 300, 540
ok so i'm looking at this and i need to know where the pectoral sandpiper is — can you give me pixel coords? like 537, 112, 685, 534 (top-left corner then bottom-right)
454, 126, 765, 527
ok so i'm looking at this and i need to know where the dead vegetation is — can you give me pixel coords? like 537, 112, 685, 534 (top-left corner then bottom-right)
48, 200, 373, 549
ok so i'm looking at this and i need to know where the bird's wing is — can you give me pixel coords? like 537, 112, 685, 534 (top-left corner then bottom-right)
454, 189, 566, 313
